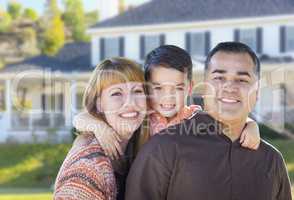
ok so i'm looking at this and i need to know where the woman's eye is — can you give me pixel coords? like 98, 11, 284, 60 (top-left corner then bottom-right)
238, 79, 249, 83
111, 92, 122, 96
176, 87, 184, 91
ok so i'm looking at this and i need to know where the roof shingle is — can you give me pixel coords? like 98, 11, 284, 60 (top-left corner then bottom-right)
92, 0, 294, 28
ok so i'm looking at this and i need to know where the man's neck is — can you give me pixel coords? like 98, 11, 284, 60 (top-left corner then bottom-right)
221, 118, 247, 142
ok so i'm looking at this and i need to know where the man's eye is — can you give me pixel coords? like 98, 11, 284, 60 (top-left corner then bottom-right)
111, 92, 122, 96
153, 87, 162, 90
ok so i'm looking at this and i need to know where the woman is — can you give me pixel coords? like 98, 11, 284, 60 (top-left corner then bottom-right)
54, 58, 147, 200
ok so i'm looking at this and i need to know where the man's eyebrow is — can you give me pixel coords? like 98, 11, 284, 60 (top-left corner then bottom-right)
237, 71, 251, 77
176, 83, 185, 86
211, 69, 227, 74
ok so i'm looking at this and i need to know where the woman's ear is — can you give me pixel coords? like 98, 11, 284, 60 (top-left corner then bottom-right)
96, 97, 102, 113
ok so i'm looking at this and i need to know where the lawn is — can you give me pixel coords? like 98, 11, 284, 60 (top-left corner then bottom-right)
0, 139, 293, 199
0, 189, 52, 200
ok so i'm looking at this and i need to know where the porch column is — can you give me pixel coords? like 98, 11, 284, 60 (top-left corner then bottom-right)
5, 79, 12, 130
71, 80, 77, 119
64, 80, 76, 127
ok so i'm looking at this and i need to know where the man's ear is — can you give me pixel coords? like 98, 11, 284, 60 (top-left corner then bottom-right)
188, 80, 194, 96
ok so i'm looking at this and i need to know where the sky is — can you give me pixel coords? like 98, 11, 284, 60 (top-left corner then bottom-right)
0, 0, 149, 14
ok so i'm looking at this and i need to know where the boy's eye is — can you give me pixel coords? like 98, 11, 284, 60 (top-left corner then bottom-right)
111, 92, 122, 96
134, 89, 144, 94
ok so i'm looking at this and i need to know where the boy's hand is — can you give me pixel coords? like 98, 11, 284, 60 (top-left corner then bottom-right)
240, 121, 260, 150
95, 125, 123, 160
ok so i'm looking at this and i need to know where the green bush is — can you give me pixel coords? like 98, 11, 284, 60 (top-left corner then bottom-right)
259, 123, 288, 140
0, 143, 71, 188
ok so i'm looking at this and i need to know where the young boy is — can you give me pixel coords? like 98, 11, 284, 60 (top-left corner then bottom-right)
73, 45, 260, 159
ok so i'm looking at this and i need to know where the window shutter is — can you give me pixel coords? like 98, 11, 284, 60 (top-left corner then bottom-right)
100, 38, 105, 60
160, 34, 165, 46
119, 37, 125, 57
140, 35, 145, 60
256, 27, 263, 54
185, 32, 191, 53
280, 26, 286, 53
205, 31, 211, 55
234, 29, 240, 42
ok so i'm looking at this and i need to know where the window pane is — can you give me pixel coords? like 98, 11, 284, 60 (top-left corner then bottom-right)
239, 29, 257, 52
190, 32, 205, 57
286, 26, 294, 52
105, 37, 120, 58
145, 35, 160, 56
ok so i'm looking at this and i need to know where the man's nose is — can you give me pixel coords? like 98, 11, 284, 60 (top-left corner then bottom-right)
222, 80, 238, 93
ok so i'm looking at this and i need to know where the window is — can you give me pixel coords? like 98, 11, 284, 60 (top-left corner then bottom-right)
140, 34, 165, 59
186, 32, 210, 59
234, 28, 262, 53
41, 94, 64, 112
100, 37, 124, 60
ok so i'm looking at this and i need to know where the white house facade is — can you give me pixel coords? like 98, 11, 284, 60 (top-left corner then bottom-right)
1, 0, 294, 143
87, 0, 294, 134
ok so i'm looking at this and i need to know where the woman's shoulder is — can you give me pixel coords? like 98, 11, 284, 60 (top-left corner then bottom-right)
54, 132, 116, 199
64, 132, 110, 169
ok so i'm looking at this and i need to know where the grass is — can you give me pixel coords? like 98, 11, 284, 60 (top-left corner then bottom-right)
0, 139, 293, 199
0, 143, 71, 188
0, 189, 52, 200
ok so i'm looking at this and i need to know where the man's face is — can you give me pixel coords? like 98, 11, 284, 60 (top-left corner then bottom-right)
204, 51, 259, 123
148, 66, 191, 118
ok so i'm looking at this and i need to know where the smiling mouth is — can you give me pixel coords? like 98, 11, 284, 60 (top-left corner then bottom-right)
160, 104, 176, 110
218, 98, 241, 104
119, 111, 140, 119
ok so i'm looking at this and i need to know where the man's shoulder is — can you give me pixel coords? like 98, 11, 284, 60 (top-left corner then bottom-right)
259, 139, 285, 164
156, 111, 221, 138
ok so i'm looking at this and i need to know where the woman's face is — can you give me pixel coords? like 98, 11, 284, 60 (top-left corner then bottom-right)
99, 82, 147, 140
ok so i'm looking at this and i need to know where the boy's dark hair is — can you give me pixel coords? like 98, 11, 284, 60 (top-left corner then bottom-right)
205, 42, 260, 79
144, 45, 193, 81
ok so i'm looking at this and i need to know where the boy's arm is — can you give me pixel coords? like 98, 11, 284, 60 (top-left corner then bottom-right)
240, 118, 260, 150
73, 111, 123, 159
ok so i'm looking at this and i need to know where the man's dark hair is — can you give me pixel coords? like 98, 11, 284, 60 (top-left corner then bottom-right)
144, 45, 193, 81
204, 42, 260, 79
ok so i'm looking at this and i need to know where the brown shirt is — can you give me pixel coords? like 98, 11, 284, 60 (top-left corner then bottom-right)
125, 112, 292, 200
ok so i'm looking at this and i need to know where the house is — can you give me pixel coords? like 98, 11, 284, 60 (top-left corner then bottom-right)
1, 0, 294, 143
87, 0, 294, 135
0, 42, 92, 143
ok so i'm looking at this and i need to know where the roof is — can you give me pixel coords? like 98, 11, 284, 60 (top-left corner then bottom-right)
0, 42, 92, 73
92, 0, 294, 28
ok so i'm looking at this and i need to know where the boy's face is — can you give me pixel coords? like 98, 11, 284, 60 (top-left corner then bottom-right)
148, 66, 191, 118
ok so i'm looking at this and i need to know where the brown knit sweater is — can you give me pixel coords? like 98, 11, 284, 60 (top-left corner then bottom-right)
54, 134, 117, 200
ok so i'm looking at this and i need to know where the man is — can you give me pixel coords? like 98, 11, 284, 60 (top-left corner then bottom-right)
125, 42, 292, 200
